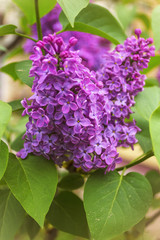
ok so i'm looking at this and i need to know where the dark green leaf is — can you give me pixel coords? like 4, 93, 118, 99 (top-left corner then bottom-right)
151, 5, 160, 51
84, 170, 152, 240
149, 105, 160, 165
15, 60, 33, 87
25, 215, 40, 240
142, 56, 160, 74
146, 170, 160, 195
4, 154, 58, 226
0, 24, 17, 36
58, 0, 89, 27
0, 141, 9, 181
58, 173, 84, 190
11, 132, 24, 152
13, 0, 57, 25
59, 3, 127, 45
0, 62, 18, 80
8, 100, 23, 112
0, 189, 25, 240
47, 191, 90, 239
0, 101, 12, 139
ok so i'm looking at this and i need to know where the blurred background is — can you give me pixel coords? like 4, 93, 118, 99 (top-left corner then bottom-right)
0, 0, 160, 239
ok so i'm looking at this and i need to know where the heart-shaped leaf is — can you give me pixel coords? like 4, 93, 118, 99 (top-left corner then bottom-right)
84, 170, 152, 240
4, 154, 58, 226
47, 191, 90, 238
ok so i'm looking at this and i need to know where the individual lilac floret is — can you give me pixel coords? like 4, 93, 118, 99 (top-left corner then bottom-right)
23, 4, 110, 70
18, 30, 155, 173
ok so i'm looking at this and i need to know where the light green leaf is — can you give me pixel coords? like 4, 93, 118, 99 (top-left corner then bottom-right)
58, 173, 84, 190
151, 5, 160, 51
15, 60, 33, 87
132, 86, 160, 152
59, 3, 127, 45
146, 170, 160, 195
0, 189, 25, 240
84, 170, 152, 240
0, 62, 18, 80
0, 101, 12, 139
4, 154, 58, 226
143, 56, 160, 74
0, 24, 17, 36
47, 191, 90, 239
0, 141, 9, 180
116, 3, 136, 29
12, 0, 57, 25
149, 105, 160, 165
136, 13, 150, 30
58, 0, 89, 27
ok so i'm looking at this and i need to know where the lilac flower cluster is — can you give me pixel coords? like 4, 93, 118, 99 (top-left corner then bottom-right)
18, 30, 155, 172
23, 4, 110, 70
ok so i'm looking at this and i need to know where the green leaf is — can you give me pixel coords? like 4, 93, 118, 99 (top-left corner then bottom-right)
132, 86, 160, 152
8, 99, 23, 112
142, 56, 160, 74
0, 189, 25, 240
0, 24, 17, 36
0, 62, 18, 80
47, 191, 90, 239
58, 173, 84, 190
136, 13, 150, 30
11, 132, 24, 152
0, 101, 12, 139
149, 105, 160, 165
15, 60, 34, 87
145, 78, 159, 87
25, 215, 40, 240
146, 170, 160, 195
0, 141, 9, 180
116, 3, 136, 29
84, 170, 152, 240
4, 154, 58, 226
58, 0, 89, 27
151, 5, 160, 51
59, 3, 127, 45
13, 0, 57, 25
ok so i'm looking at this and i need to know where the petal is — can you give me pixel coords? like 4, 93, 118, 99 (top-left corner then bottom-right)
62, 104, 70, 114
66, 118, 76, 126
81, 118, 91, 126
70, 102, 78, 111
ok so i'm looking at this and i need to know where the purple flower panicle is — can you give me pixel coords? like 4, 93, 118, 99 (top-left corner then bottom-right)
18, 30, 155, 172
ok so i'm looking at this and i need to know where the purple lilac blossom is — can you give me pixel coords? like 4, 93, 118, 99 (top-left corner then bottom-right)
18, 30, 155, 172
23, 4, 110, 71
